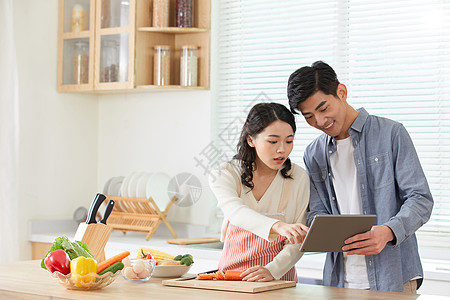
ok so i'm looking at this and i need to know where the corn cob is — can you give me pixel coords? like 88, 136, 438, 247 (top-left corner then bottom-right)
137, 247, 175, 261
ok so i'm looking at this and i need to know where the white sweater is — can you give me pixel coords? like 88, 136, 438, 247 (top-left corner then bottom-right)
209, 160, 310, 279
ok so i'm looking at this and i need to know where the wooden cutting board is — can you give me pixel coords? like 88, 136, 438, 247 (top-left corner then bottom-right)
162, 278, 296, 293
166, 237, 221, 245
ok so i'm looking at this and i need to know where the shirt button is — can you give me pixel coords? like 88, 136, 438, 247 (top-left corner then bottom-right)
328, 173, 331, 177
375, 157, 379, 162
332, 197, 336, 201
329, 150, 332, 154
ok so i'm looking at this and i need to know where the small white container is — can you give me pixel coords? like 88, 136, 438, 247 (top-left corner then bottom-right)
154, 45, 171, 86
180, 45, 198, 87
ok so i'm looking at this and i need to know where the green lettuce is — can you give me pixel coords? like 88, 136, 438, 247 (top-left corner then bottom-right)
41, 235, 93, 269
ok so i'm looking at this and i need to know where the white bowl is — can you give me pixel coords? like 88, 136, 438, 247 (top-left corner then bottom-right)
152, 264, 192, 278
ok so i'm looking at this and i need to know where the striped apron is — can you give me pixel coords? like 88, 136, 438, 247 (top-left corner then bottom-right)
218, 172, 296, 281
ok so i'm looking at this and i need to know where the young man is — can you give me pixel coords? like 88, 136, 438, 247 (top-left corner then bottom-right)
287, 61, 433, 293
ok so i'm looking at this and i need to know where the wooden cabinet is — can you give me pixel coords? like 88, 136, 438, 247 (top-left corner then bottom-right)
57, 0, 210, 92
57, 0, 135, 92
31, 242, 52, 260
135, 0, 210, 90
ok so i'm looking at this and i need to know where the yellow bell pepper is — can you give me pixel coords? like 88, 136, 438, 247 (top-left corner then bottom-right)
70, 256, 98, 287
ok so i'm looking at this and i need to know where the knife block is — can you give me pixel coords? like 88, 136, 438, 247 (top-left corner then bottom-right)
74, 223, 112, 263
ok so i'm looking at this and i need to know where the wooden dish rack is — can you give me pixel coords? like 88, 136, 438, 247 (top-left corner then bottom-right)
103, 195, 178, 241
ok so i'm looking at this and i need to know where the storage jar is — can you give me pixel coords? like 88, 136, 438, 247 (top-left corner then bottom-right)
154, 45, 171, 85
180, 45, 198, 86
73, 41, 89, 84
176, 0, 194, 27
153, 0, 169, 27
72, 4, 87, 32
100, 39, 119, 82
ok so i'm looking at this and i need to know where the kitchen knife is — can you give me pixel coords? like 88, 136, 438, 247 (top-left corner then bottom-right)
176, 269, 219, 281
86, 193, 106, 224
100, 199, 115, 224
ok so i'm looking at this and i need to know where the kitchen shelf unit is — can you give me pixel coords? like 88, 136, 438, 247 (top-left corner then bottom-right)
134, 0, 210, 90
57, 0, 136, 93
57, 0, 210, 93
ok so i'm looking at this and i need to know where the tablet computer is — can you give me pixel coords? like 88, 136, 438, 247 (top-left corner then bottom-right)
300, 214, 377, 252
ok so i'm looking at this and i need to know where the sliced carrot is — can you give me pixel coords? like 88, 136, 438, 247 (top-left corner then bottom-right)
195, 273, 216, 280
97, 251, 130, 274
215, 271, 224, 280
224, 270, 243, 281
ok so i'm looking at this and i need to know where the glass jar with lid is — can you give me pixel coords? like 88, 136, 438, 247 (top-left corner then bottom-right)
176, 0, 194, 27
153, 0, 169, 27
180, 45, 198, 86
100, 39, 119, 82
154, 45, 170, 85
72, 4, 87, 32
73, 41, 89, 84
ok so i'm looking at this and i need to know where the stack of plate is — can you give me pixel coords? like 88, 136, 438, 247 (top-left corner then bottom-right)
103, 176, 125, 196
102, 172, 172, 209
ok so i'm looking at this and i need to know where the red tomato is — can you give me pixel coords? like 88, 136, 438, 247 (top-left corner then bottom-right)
44, 249, 71, 275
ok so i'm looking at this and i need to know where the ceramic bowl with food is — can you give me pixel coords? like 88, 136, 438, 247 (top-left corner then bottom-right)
152, 264, 192, 278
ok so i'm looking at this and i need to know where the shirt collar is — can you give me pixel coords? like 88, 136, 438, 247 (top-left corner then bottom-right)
326, 107, 368, 146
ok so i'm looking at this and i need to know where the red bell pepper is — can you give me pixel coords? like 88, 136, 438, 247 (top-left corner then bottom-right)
44, 249, 71, 275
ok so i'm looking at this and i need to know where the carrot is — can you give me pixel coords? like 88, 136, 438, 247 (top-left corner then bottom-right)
224, 270, 243, 281
196, 273, 216, 280
97, 251, 130, 274
214, 271, 224, 280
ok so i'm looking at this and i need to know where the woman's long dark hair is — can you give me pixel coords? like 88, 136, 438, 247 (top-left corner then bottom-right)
234, 102, 296, 189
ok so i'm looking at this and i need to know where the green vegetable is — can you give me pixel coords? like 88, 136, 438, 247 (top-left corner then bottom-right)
183, 254, 193, 260
41, 235, 93, 270
174, 255, 183, 261
98, 261, 124, 275
180, 255, 194, 266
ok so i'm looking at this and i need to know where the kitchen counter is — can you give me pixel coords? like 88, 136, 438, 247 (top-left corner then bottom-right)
2, 260, 447, 300
27, 219, 324, 282
28, 220, 450, 296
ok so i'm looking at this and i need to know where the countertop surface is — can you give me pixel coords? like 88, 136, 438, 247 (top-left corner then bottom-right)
28, 219, 325, 279
28, 219, 450, 291
2, 260, 448, 300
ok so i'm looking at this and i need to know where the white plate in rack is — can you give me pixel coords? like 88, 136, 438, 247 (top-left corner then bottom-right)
146, 172, 171, 209
136, 172, 153, 198
103, 177, 114, 195
121, 173, 136, 197
108, 176, 125, 196
127, 172, 146, 198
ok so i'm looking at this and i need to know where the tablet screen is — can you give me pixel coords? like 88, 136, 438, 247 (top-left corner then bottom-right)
300, 215, 377, 252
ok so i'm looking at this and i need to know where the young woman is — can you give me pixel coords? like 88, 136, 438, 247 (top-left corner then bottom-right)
209, 102, 310, 282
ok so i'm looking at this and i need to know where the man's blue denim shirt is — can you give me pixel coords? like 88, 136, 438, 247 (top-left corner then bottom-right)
303, 108, 434, 292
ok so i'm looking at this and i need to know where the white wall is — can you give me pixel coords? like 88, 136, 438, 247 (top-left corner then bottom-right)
97, 91, 212, 225
13, 0, 213, 260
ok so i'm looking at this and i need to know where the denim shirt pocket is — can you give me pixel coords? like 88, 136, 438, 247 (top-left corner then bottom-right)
367, 152, 394, 189
310, 168, 327, 183
310, 168, 329, 199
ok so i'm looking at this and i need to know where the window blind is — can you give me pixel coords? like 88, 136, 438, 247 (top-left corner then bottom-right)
214, 0, 450, 247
